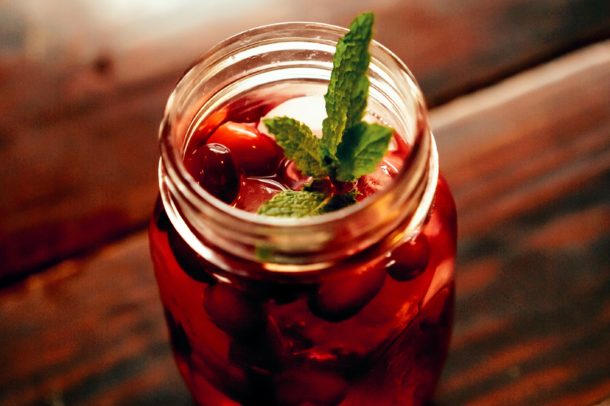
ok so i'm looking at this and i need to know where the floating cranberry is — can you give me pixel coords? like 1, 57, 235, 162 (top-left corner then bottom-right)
184, 142, 240, 204
309, 262, 386, 322
167, 227, 215, 284
387, 234, 430, 281
203, 284, 266, 337
274, 368, 349, 406
207, 121, 281, 176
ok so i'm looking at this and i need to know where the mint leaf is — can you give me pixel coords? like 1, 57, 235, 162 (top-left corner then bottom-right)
264, 117, 328, 177
257, 190, 327, 217
322, 12, 374, 160
335, 122, 393, 181
258, 190, 357, 217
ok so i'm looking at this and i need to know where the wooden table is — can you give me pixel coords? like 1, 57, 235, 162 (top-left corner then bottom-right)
1, 1, 609, 405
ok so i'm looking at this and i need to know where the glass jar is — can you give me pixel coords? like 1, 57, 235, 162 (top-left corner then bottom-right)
149, 21, 457, 406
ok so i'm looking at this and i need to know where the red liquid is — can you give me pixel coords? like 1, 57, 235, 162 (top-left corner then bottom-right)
149, 99, 457, 405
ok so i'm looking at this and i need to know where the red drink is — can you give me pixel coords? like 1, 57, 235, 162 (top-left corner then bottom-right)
150, 21, 456, 406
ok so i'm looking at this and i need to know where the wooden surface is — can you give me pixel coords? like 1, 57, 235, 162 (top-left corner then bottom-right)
1, 0, 609, 405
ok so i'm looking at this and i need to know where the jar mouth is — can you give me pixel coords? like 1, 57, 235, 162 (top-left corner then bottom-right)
159, 21, 437, 267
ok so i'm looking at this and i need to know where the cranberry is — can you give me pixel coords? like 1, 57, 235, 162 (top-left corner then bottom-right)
184, 142, 240, 204
309, 261, 386, 322
234, 177, 285, 213
387, 234, 430, 281
207, 121, 281, 176
167, 227, 215, 284
274, 368, 348, 406
203, 284, 266, 337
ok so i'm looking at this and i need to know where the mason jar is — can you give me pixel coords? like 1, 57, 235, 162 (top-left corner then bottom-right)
148, 21, 457, 406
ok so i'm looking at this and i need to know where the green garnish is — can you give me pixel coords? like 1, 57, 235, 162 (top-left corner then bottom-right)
264, 117, 328, 178
257, 191, 327, 217
258, 12, 393, 217
322, 12, 375, 161
335, 122, 393, 181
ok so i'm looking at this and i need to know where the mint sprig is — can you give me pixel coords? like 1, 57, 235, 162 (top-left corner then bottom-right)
257, 189, 359, 218
258, 12, 393, 217
322, 12, 374, 161
257, 191, 327, 217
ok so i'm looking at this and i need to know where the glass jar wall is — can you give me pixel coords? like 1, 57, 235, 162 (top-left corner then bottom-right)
149, 22, 457, 406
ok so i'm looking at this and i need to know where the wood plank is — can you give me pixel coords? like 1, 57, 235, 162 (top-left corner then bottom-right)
432, 40, 610, 238
1, 0, 609, 280
0, 236, 191, 406
1, 42, 609, 405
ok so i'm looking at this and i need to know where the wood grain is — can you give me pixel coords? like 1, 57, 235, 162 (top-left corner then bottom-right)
1, 0, 609, 280
433, 41, 610, 238
1, 41, 609, 405
0, 236, 191, 406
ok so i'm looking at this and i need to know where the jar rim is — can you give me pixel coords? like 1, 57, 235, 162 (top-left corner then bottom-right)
159, 21, 438, 267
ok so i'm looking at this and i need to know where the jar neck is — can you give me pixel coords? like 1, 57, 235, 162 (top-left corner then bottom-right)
158, 22, 438, 275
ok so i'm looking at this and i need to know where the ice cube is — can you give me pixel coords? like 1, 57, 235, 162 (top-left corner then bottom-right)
258, 95, 378, 139
258, 95, 327, 138
356, 156, 402, 198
